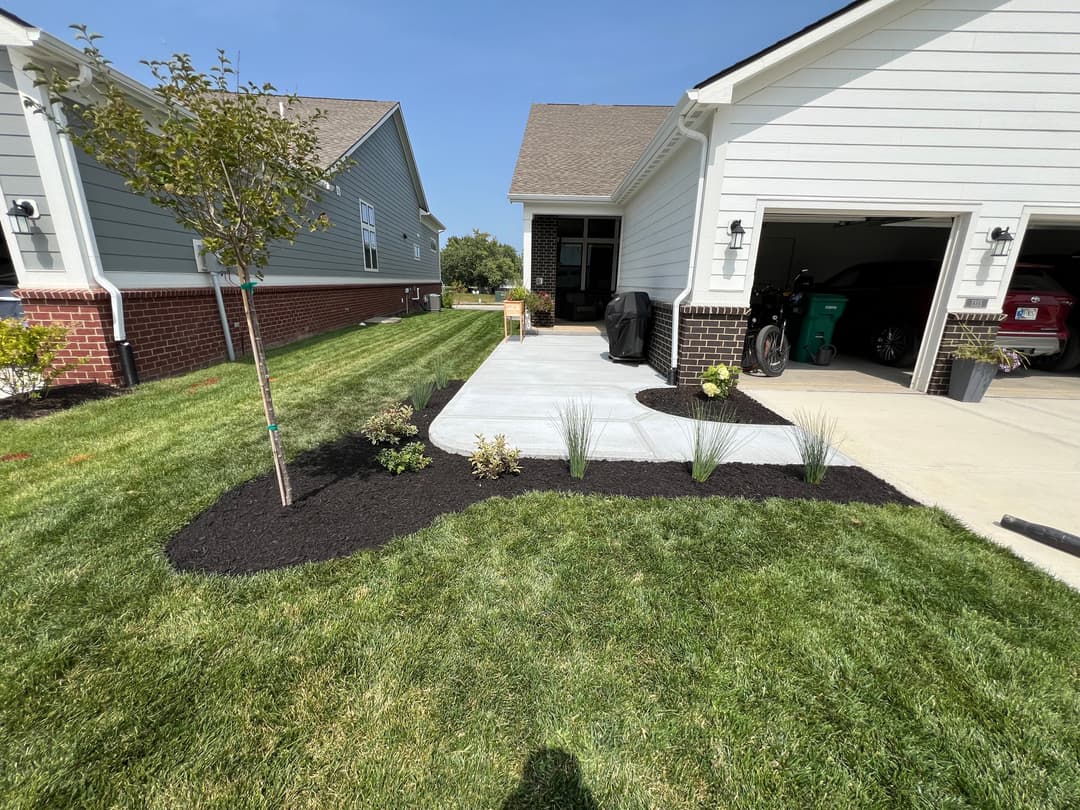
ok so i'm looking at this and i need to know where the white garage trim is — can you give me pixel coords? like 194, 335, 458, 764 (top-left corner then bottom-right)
742, 197, 980, 392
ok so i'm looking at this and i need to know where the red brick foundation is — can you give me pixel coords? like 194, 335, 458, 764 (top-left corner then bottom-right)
16, 281, 441, 387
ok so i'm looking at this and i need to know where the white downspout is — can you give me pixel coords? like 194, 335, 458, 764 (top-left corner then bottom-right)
53, 71, 126, 343
670, 105, 709, 384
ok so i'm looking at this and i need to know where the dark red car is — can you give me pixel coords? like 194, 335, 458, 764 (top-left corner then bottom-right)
818, 260, 1075, 367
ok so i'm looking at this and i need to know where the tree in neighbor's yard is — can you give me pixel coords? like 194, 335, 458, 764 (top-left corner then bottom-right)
441, 230, 521, 292
29, 27, 342, 507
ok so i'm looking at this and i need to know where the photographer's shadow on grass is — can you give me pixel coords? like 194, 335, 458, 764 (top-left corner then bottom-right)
501, 748, 599, 810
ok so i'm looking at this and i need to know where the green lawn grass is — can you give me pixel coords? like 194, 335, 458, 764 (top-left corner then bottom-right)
1, 310, 1079, 808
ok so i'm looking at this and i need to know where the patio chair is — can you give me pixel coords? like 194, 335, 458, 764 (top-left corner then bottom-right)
503, 299, 526, 342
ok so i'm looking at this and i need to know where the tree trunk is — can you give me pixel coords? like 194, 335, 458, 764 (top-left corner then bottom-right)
238, 266, 293, 506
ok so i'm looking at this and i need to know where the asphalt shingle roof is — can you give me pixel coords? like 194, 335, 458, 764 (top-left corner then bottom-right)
509, 104, 673, 197
266, 96, 398, 167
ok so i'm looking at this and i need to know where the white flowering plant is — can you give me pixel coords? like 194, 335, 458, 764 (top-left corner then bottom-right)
700, 363, 740, 399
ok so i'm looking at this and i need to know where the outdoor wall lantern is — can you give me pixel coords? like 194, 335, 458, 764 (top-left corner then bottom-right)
728, 219, 746, 250
7, 199, 38, 235
989, 226, 1014, 257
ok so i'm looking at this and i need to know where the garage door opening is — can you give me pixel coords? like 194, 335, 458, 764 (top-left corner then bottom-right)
1002, 219, 1080, 378
748, 214, 954, 391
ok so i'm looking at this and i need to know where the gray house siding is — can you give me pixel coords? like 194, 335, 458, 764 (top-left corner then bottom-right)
267, 110, 440, 282
0, 47, 60, 272
76, 106, 439, 283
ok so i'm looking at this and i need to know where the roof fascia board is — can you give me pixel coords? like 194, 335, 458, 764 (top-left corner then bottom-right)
611, 99, 690, 203
393, 107, 430, 214
420, 210, 445, 232
694, 0, 903, 105
0, 15, 35, 47
508, 193, 614, 204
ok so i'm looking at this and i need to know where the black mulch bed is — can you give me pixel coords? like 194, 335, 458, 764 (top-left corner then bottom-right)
636, 387, 791, 425
167, 381, 916, 576
0, 383, 123, 420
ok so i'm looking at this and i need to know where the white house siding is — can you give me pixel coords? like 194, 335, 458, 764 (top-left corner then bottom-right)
618, 139, 699, 302
699, 0, 1080, 310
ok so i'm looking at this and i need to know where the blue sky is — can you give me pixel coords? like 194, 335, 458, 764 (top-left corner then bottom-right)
10, 0, 842, 250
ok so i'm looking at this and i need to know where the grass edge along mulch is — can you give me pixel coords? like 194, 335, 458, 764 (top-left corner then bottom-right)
167, 381, 915, 575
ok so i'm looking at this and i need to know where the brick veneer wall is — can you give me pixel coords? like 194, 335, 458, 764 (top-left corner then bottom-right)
645, 301, 750, 387
647, 302, 673, 379
926, 312, 1005, 395
529, 215, 557, 328
677, 306, 751, 388
17, 281, 441, 387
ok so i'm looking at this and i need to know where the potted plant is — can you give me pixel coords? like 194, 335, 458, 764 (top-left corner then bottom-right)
948, 326, 1021, 402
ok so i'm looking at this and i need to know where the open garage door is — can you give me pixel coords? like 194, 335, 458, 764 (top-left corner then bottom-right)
993, 218, 1080, 393
751, 213, 955, 390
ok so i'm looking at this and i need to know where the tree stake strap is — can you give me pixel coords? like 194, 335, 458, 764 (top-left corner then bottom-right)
240, 281, 258, 291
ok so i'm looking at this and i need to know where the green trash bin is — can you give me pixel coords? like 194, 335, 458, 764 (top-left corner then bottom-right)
494, 290, 507, 302
793, 293, 848, 363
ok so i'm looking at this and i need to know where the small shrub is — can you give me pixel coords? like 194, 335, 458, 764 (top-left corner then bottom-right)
409, 378, 436, 410
431, 356, 452, 389
442, 290, 455, 309
791, 409, 839, 485
377, 441, 432, 475
700, 363, 740, 399
687, 400, 745, 483
470, 433, 522, 479
556, 399, 597, 479
361, 404, 417, 445
0, 318, 81, 401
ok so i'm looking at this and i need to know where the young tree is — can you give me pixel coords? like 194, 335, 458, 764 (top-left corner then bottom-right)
30, 27, 340, 506
441, 230, 521, 292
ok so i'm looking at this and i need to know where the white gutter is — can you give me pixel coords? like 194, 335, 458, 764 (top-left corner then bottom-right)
52, 75, 126, 342
670, 104, 709, 382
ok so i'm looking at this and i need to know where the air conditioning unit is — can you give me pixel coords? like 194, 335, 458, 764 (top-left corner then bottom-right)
426, 293, 441, 312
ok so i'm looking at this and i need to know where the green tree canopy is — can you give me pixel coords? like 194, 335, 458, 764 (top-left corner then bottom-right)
441, 230, 521, 291
29, 27, 341, 506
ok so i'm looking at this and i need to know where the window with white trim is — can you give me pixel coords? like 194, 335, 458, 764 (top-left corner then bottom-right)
360, 199, 378, 270
414, 244, 421, 260
430, 237, 438, 252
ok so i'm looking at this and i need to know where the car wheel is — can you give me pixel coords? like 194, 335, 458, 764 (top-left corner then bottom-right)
872, 324, 912, 366
1030, 330, 1080, 372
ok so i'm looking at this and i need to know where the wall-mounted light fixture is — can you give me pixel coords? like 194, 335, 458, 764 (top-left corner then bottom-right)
728, 219, 745, 250
7, 199, 38, 235
989, 226, 1014, 258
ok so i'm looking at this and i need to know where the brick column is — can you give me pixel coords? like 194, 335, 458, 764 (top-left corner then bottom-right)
677, 306, 751, 388
927, 312, 1005, 395
16, 289, 123, 386
647, 302, 673, 379
530, 215, 557, 328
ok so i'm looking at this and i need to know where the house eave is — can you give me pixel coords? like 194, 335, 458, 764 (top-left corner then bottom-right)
507, 193, 614, 204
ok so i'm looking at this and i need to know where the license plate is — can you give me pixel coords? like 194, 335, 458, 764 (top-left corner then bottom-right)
1015, 307, 1038, 321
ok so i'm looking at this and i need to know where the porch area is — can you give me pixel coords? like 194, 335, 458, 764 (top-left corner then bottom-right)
428, 333, 851, 464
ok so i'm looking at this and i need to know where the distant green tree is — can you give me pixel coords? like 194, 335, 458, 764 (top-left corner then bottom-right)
441, 230, 521, 292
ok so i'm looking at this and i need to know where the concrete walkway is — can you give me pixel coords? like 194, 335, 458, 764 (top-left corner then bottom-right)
744, 382, 1080, 589
430, 333, 853, 465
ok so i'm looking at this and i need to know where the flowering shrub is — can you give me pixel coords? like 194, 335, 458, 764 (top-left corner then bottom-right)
361, 404, 417, 445
377, 441, 432, 474
470, 433, 522, 479
700, 363, 740, 399
0, 318, 81, 401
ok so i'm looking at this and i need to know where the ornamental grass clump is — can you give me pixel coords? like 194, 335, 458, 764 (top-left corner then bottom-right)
469, 434, 522, 479
700, 363, 740, 399
687, 400, 745, 483
791, 408, 839, 485
360, 405, 417, 446
430, 356, 453, 389
556, 399, 597, 479
409, 378, 436, 410
377, 441, 431, 475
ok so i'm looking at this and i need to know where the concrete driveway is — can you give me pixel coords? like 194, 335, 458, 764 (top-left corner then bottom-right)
743, 371, 1080, 589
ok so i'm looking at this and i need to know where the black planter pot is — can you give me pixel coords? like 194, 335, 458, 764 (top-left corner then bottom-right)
948, 357, 997, 402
